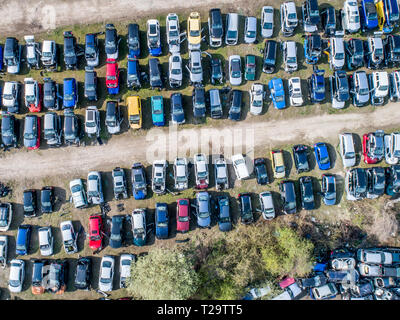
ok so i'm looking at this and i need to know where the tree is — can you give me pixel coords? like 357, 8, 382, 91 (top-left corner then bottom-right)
126, 247, 199, 300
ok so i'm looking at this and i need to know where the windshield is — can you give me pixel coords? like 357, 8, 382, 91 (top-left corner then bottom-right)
227, 30, 237, 39
275, 165, 284, 173
335, 52, 344, 60
263, 22, 272, 29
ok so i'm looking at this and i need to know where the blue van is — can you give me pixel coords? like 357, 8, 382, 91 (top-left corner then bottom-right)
127, 55, 141, 89
16, 225, 31, 255
63, 78, 78, 109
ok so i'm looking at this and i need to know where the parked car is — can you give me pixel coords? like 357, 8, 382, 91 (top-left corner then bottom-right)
74, 257, 91, 290
149, 58, 164, 90
44, 112, 62, 147
261, 6, 274, 38
0, 203, 12, 232
63, 31, 81, 70
389, 70, 400, 101
228, 89, 243, 121
308, 67, 326, 103
0, 235, 8, 268
358, 263, 400, 277
314, 142, 331, 170
194, 153, 209, 189
302, 0, 320, 32
254, 158, 269, 185
23, 115, 40, 150
69, 178, 87, 209
152, 160, 168, 195
192, 87, 206, 122
24, 35, 40, 70
176, 199, 190, 233
345, 38, 364, 70
341, 0, 361, 33
85, 106, 100, 138
31, 259, 45, 294
272, 279, 302, 300
23, 189, 37, 218
369, 71, 389, 106
386, 164, 400, 196
249, 83, 264, 115
155, 203, 169, 239
238, 193, 254, 224
105, 101, 122, 134
106, 58, 120, 94
87, 171, 104, 205
109, 215, 124, 249
85, 33, 99, 67
244, 54, 256, 81
385, 34, 400, 67
8, 259, 25, 293
349, 71, 369, 107
120, 254, 136, 288
364, 36, 384, 69
166, 13, 180, 54
229, 55, 242, 86
84, 68, 98, 101
208, 8, 224, 47
88, 214, 104, 251
363, 130, 385, 164
271, 150, 286, 179
40, 186, 55, 214
16, 225, 31, 255
225, 13, 239, 45
321, 174, 337, 205
105, 24, 119, 59
330, 70, 350, 109
98, 256, 115, 292
345, 168, 368, 200
209, 89, 223, 119
43, 78, 60, 110
173, 157, 189, 190
131, 162, 147, 200
244, 16, 257, 44
214, 157, 229, 190
24, 78, 42, 112
127, 23, 140, 57
321, 6, 337, 36
232, 153, 251, 180
259, 191, 275, 220
112, 167, 128, 200
299, 176, 315, 210
195, 192, 212, 228
298, 274, 327, 289
60, 220, 78, 254
210, 58, 223, 85
48, 260, 67, 294
1, 113, 18, 148
311, 283, 338, 300
262, 40, 277, 73
170, 93, 185, 124
339, 133, 356, 168
280, 1, 298, 36
366, 167, 386, 199
41, 40, 57, 70
385, 132, 400, 164
269, 77, 286, 109
187, 50, 203, 86
63, 110, 80, 146
360, 0, 379, 31
292, 145, 310, 173
4, 37, 21, 74
282, 41, 298, 73
216, 196, 232, 232
280, 180, 297, 214
187, 12, 202, 50
63, 78, 78, 109
328, 36, 345, 70
288, 77, 304, 107
168, 53, 182, 88
357, 248, 400, 265
132, 209, 147, 246
38, 226, 53, 256
127, 95, 142, 130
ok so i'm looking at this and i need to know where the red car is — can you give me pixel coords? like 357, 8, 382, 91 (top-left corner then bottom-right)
88, 214, 104, 250
106, 58, 120, 94
176, 198, 190, 233
362, 130, 385, 164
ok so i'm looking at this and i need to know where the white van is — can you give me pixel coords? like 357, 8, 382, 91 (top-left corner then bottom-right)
225, 13, 239, 45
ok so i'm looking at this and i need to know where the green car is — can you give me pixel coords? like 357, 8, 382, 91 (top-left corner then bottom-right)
245, 55, 256, 81
151, 95, 165, 126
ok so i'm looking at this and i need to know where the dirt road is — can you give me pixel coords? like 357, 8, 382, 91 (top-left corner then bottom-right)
0, 103, 398, 181
0, 0, 259, 35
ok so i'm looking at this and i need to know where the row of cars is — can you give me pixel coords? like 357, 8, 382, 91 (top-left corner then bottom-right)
7, 254, 135, 294
269, 247, 400, 300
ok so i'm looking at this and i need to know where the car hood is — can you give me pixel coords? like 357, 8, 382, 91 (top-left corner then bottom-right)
2, 134, 14, 146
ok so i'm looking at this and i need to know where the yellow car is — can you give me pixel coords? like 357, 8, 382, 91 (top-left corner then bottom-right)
270, 150, 286, 179
127, 96, 142, 129
187, 12, 201, 50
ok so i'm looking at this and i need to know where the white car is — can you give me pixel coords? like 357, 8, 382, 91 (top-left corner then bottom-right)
342, 0, 360, 33
168, 53, 182, 88
288, 77, 303, 106
339, 133, 356, 168
311, 283, 338, 300
244, 16, 257, 44
87, 171, 104, 205
229, 55, 242, 86
370, 71, 389, 104
120, 253, 136, 288
282, 41, 297, 72
261, 6, 274, 38
231, 154, 251, 180
246, 285, 271, 299
38, 226, 54, 256
24, 78, 40, 109
259, 191, 275, 220
0, 235, 8, 268
166, 13, 181, 54
174, 157, 189, 190
214, 158, 229, 190
329, 37, 345, 70
0, 203, 12, 232
249, 83, 264, 115
85, 106, 100, 137
60, 220, 78, 254
132, 208, 147, 246
41, 40, 57, 68
187, 50, 203, 85
272, 282, 302, 300
98, 256, 115, 292
152, 159, 168, 195
2, 81, 20, 113
194, 153, 209, 188
69, 179, 87, 209
8, 259, 25, 293
384, 133, 400, 164
280, 1, 298, 36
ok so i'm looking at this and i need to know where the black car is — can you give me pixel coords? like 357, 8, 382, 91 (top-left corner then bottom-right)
84, 68, 98, 101
228, 89, 242, 121
345, 38, 364, 70
105, 23, 119, 59
1, 113, 18, 148
302, 0, 320, 32
298, 274, 327, 289
320, 7, 336, 36
292, 144, 310, 173
149, 58, 163, 90
304, 34, 322, 64
40, 186, 55, 214
63, 110, 80, 145
3, 37, 20, 71
254, 158, 269, 185
192, 87, 206, 121
208, 8, 224, 47
74, 257, 91, 290
238, 193, 254, 224
299, 176, 315, 210
127, 23, 141, 57
109, 215, 125, 248
262, 40, 277, 73
171, 93, 185, 124
210, 58, 223, 84
385, 34, 400, 67
43, 78, 60, 110
279, 180, 297, 214
105, 101, 122, 134
63, 31, 79, 70
23, 189, 37, 217
366, 167, 386, 198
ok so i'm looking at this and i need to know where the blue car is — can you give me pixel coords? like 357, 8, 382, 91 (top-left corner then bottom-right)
216, 196, 232, 232
126, 55, 141, 90
360, 0, 379, 31
321, 174, 336, 206
268, 77, 286, 109
171, 93, 185, 124
151, 95, 165, 126
63, 78, 78, 109
308, 67, 325, 103
383, 0, 400, 33
304, 34, 322, 65
0, 45, 3, 71
16, 225, 31, 255
127, 23, 141, 57
85, 33, 100, 67
131, 162, 147, 200
155, 202, 169, 239
386, 165, 400, 196
314, 142, 331, 170
195, 192, 211, 228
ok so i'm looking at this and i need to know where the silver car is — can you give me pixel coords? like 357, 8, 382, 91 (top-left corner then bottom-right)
98, 255, 115, 292
229, 55, 242, 86
38, 226, 54, 256
244, 16, 257, 44
282, 41, 297, 72
87, 171, 104, 205
261, 6, 274, 38
169, 53, 182, 88
187, 50, 203, 85
174, 157, 189, 190
85, 106, 100, 137
259, 191, 275, 220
